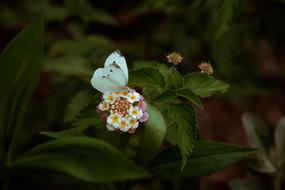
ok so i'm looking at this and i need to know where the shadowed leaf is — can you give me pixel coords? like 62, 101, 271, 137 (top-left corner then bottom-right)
9, 137, 149, 182
150, 140, 257, 178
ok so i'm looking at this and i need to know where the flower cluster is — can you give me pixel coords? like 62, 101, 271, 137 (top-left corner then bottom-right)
166, 52, 183, 65
199, 62, 214, 75
97, 88, 149, 133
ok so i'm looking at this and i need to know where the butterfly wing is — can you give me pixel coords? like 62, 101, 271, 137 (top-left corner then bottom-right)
104, 50, 128, 81
91, 64, 127, 93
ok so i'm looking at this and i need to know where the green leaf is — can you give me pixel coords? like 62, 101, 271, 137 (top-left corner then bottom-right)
210, 0, 240, 38
150, 140, 257, 178
169, 104, 197, 170
91, 8, 118, 25
245, 153, 275, 173
132, 61, 171, 88
241, 113, 270, 152
44, 57, 93, 78
9, 137, 149, 182
170, 66, 184, 89
129, 68, 165, 89
138, 103, 167, 163
0, 16, 43, 161
184, 72, 229, 97
64, 90, 94, 122
176, 88, 203, 109
40, 125, 89, 139
274, 117, 285, 165
153, 89, 176, 103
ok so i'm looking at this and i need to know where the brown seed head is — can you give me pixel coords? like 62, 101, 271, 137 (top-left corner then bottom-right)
166, 52, 183, 65
199, 62, 214, 75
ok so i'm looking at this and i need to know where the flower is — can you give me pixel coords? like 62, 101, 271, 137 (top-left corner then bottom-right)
139, 111, 149, 123
98, 101, 109, 111
112, 91, 121, 98
107, 113, 121, 128
138, 96, 147, 111
103, 92, 116, 104
129, 106, 143, 119
118, 118, 130, 132
127, 91, 140, 103
199, 62, 214, 75
127, 117, 139, 129
97, 88, 149, 134
127, 128, 137, 134
166, 52, 183, 65
120, 90, 129, 98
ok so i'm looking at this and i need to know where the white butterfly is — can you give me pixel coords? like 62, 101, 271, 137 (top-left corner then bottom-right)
91, 51, 129, 93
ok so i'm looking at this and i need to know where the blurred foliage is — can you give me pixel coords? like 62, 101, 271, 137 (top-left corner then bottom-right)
230, 114, 285, 190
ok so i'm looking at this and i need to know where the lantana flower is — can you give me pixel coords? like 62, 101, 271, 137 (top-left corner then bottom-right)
97, 88, 148, 133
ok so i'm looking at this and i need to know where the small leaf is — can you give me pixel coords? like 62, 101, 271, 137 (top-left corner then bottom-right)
40, 125, 89, 139
170, 66, 184, 89
153, 89, 176, 103
129, 68, 165, 89
169, 104, 197, 170
246, 153, 276, 173
150, 140, 257, 178
138, 103, 167, 163
71, 107, 103, 128
176, 89, 203, 109
133, 61, 171, 88
91, 8, 118, 25
9, 137, 149, 182
274, 117, 285, 165
0, 16, 43, 161
242, 113, 270, 152
64, 90, 94, 122
184, 72, 229, 97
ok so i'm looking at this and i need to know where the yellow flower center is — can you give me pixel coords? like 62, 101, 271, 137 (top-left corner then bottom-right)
112, 115, 119, 123
131, 95, 136, 100
121, 91, 128, 96
114, 92, 120, 95
108, 96, 114, 101
129, 119, 136, 126
102, 101, 107, 109
132, 110, 138, 116
120, 120, 127, 128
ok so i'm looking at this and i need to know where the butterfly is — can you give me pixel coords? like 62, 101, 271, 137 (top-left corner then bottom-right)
91, 50, 129, 93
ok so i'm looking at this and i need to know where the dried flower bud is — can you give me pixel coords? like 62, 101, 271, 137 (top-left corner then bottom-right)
199, 62, 214, 75
166, 52, 183, 65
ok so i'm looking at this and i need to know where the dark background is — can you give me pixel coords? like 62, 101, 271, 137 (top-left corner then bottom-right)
1, 0, 285, 189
